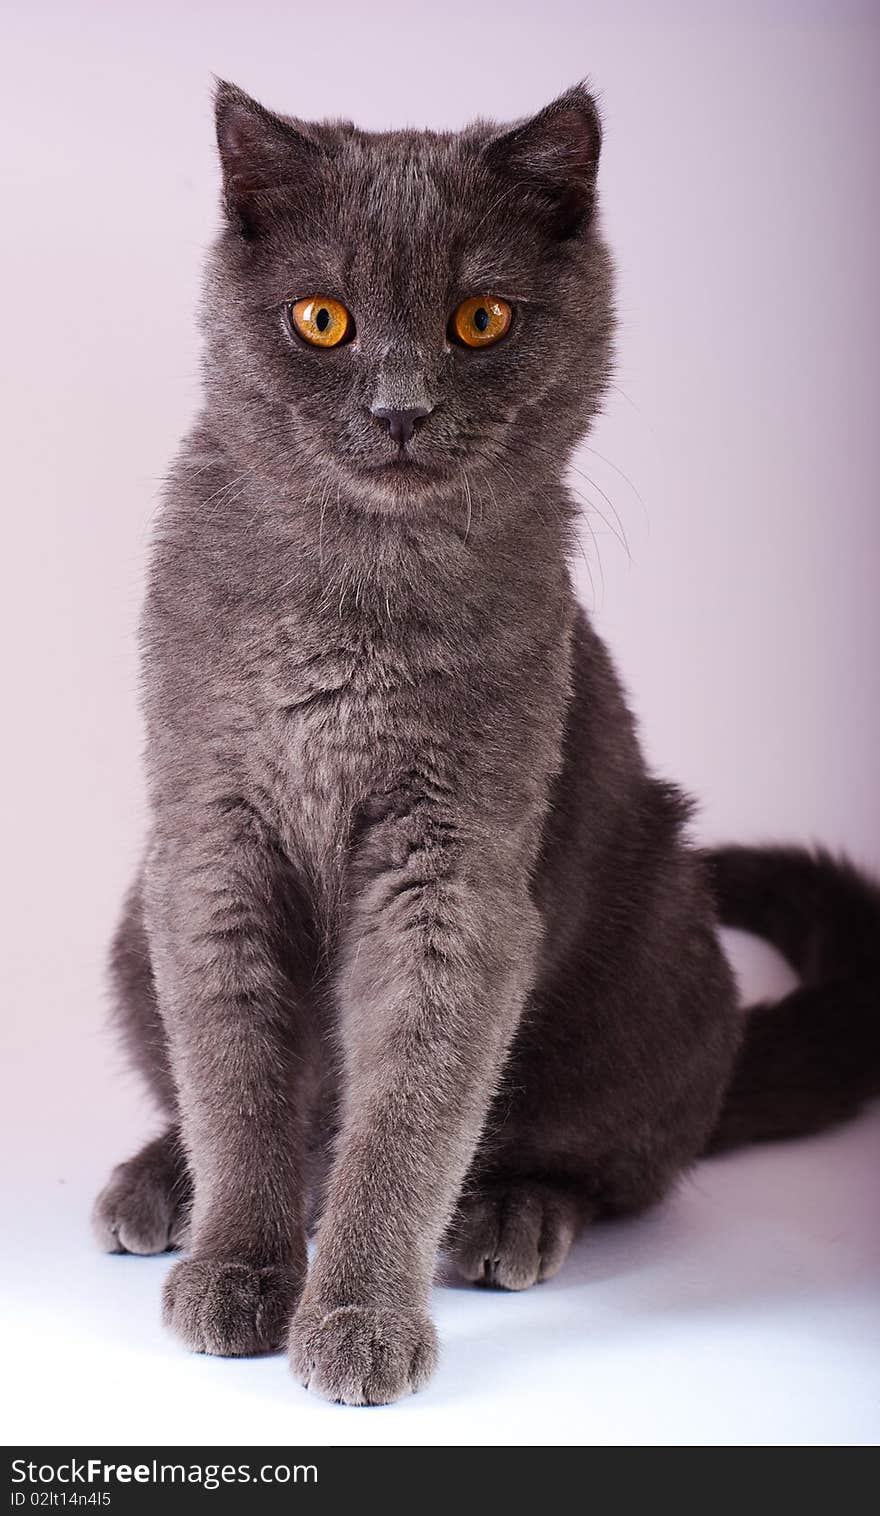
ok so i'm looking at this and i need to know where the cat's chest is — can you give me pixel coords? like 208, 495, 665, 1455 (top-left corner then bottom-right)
250, 622, 439, 869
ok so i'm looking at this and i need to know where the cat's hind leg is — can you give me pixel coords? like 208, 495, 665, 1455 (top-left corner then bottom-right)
448, 1179, 591, 1291
94, 869, 192, 1254
107, 866, 178, 1113
93, 1126, 191, 1255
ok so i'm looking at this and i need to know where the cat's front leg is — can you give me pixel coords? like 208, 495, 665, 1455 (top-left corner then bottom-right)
146, 802, 314, 1356
289, 825, 540, 1403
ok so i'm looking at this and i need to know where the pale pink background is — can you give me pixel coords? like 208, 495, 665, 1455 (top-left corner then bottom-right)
2, 0, 878, 1445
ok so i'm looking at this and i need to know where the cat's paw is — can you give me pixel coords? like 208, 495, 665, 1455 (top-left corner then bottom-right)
92, 1158, 188, 1256
450, 1181, 583, 1290
163, 1257, 301, 1356
289, 1302, 438, 1405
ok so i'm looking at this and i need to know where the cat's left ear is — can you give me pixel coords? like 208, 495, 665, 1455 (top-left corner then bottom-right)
483, 83, 602, 239
214, 79, 321, 238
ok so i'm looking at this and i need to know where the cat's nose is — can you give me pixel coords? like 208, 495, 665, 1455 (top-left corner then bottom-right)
370, 405, 432, 448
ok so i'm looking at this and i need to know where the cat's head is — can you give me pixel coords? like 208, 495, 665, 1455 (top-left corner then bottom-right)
205, 81, 615, 517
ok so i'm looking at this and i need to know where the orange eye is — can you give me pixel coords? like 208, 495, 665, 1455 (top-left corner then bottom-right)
449, 296, 512, 348
290, 296, 353, 348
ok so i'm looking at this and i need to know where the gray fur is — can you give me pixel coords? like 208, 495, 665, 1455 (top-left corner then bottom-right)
95, 82, 876, 1405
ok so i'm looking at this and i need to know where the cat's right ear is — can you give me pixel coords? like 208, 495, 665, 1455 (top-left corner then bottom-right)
214, 80, 321, 239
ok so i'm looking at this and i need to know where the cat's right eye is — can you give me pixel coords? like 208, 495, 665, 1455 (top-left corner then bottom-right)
289, 296, 354, 349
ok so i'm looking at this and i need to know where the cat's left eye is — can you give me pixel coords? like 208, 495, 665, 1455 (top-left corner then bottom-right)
449, 296, 513, 349
289, 296, 354, 349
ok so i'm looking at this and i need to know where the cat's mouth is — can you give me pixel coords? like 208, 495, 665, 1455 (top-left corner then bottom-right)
349, 451, 455, 512
374, 452, 429, 471
367, 454, 442, 488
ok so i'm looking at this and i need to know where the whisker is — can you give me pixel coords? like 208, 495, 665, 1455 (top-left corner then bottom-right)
578, 440, 648, 524
318, 480, 331, 578
568, 463, 631, 560
461, 472, 473, 545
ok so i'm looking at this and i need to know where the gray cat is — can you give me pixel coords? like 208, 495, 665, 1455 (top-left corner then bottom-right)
93, 81, 880, 1405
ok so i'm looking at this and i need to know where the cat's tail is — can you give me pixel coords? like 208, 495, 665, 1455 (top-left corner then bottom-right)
704, 844, 880, 1152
